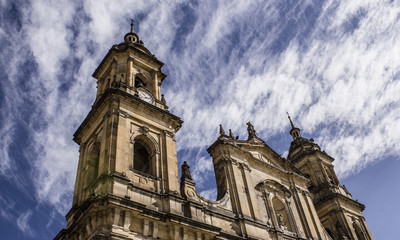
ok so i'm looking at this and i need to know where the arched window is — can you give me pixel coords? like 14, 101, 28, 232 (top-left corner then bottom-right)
132, 135, 156, 177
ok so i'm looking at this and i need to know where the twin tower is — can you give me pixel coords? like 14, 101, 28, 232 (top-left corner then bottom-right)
55, 24, 373, 240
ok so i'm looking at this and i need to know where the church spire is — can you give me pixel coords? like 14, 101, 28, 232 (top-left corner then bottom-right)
286, 112, 301, 140
287, 112, 295, 129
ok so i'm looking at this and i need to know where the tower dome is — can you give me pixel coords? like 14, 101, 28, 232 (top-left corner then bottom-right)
124, 19, 140, 44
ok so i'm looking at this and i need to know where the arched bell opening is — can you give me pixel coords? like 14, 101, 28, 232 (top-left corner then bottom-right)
134, 76, 146, 88
133, 141, 150, 173
132, 135, 157, 177
84, 141, 101, 188
353, 222, 367, 240
325, 228, 334, 239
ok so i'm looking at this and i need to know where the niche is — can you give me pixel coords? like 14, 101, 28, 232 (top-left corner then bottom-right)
272, 197, 292, 231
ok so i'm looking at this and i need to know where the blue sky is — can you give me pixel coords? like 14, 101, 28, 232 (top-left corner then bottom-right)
0, 0, 399, 239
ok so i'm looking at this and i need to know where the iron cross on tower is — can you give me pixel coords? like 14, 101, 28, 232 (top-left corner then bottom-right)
130, 19, 135, 32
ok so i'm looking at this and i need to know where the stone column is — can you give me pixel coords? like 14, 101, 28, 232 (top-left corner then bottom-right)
85, 218, 92, 235
292, 187, 311, 237
239, 162, 260, 220
303, 191, 322, 239
127, 57, 134, 93
143, 219, 150, 237
107, 102, 119, 173
153, 221, 159, 239
113, 208, 121, 226
285, 198, 298, 234
115, 110, 129, 174
73, 143, 86, 207
169, 225, 179, 240
124, 211, 131, 230
163, 130, 180, 194
154, 70, 160, 100
110, 59, 117, 86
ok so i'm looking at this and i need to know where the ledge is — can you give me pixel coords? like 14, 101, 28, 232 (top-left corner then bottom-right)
73, 88, 183, 144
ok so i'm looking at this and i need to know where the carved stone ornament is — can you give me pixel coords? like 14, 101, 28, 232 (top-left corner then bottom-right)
139, 177, 148, 184
186, 189, 195, 197
256, 179, 292, 198
267, 217, 272, 226
238, 162, 251, 172
130, 131, 135, 143
119, 110, 129, 118
140, 125, 149, 135
164, 130, 175, 141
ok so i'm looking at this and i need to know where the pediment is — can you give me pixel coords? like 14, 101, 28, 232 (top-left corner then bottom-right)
258, 153, 286, 170
210, 140, 288, 173
237, 143, 287, 171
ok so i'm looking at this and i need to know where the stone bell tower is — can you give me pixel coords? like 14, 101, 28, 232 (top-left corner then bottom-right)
286, 114, 373, 240
55, 21, 184, 239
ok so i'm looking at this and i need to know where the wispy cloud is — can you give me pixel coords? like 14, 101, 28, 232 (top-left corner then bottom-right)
0, 195, 16, 222
16, 210, 34, 237
200, 188, 218, 201
0, 116, 15, 176
165, 0, 400, 179
0, 195, 35, 237
191, 156, 214, 187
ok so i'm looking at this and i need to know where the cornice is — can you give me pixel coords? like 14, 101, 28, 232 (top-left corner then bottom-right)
314, 192, 365, 211
288, 148, 334, 164
73, 88, 183, 144
208, 139, 309, 182
92, 42, 164, 80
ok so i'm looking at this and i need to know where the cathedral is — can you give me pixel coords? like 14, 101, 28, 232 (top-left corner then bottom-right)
55, 23, 373, 240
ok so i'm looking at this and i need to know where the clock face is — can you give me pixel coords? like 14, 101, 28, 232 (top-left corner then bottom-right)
138, 91, 153, 104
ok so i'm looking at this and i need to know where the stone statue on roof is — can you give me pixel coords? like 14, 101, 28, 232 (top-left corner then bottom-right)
246, 122, 257, 139
181, 161, 193, 181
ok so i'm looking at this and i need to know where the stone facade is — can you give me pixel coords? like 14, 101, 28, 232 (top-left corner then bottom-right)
55, 25, 373, 240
